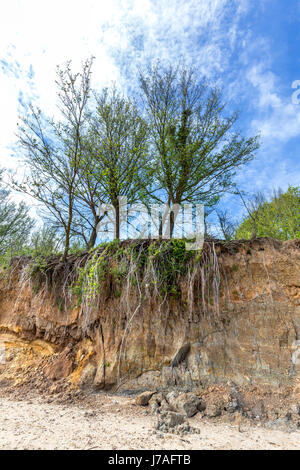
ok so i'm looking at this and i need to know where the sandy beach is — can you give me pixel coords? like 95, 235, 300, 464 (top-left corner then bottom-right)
0, 394, 299, 450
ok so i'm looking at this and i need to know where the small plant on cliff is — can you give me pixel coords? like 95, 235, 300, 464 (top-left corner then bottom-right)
22, 238, 225, 335
73, 252, 109, 305
70, 239, 197, 305
147, 239, 195, 296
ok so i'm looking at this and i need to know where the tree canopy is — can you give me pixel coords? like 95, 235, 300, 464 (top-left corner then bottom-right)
0, 169, 34, 255
235, 186, 300, 240
11, 59, 260, 256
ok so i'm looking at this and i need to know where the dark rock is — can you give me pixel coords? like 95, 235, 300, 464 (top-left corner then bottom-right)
171, 344, 190, 368
205, 404, 222, 418
226, 399, 240, 414
170, 392, 205, 417
250, 401, 266, 420
149, 392, 174, 413
157, 411, 186, 431
156, 411, 201, 436
225, 387, 245, 414
135, 390, 156, 406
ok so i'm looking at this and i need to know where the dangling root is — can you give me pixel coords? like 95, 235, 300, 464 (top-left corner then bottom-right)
4, 238, 231, 382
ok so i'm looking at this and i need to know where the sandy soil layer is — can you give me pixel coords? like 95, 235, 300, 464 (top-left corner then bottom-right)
0, 394, 299, 450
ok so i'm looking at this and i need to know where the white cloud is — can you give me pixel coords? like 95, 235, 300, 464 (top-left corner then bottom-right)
0, 0, 246, 173
247, 64, 300, 142
4, 0, 299, 217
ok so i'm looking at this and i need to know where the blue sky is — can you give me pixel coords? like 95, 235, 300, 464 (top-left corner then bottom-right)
0, 0, 299, 220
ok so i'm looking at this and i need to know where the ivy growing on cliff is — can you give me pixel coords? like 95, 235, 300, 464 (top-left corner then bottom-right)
71, 239, 197, 304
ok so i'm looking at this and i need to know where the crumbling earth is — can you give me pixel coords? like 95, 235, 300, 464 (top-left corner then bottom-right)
0, 366, 299, 449
134, 386, 300, 435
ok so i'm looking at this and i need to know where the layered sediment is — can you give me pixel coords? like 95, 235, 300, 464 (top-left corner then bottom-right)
0, 238, 299, 399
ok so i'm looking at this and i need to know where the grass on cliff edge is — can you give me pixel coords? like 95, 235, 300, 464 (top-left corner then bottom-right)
29, 239, 197, 302
3, 237, 277, 313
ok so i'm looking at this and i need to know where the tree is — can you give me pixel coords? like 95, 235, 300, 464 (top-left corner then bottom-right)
234, 187, 267, 239
86, 86, 150, 240
14, 63, 150, 250
139, 62, 260, 236
215, 208, 238, 241
0, 169, 34, 255
235, 186, 300, 240
29, 225, 62, 256
67, 149, 106, 249
14, 58, 93, 259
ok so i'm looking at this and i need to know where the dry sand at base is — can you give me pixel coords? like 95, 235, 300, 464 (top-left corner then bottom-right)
0, 394, 299, 450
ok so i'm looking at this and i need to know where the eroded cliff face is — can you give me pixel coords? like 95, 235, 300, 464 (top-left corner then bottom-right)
0, 238, 299, 398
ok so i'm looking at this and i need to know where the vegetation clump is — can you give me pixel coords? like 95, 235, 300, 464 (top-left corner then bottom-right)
7, 237, 229, 335
71, 239, 197, 305
235, 186, 300, 240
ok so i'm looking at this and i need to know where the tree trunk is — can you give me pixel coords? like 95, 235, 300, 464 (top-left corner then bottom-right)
87, 225, 98, 250
115, 202, 120, 239
63, 228, 70, 262
169, 211, 175, 239
87, 213, 107, 249
62, 189, 73, 262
